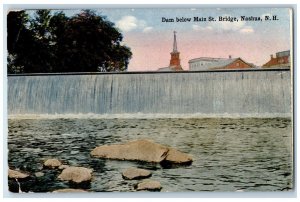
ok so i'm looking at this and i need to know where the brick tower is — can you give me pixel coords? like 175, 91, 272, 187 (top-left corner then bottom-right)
169, 31, 183, 71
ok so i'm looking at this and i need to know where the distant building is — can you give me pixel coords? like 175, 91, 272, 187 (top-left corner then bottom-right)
188, 56, 254, 71
262, 50, 290, 68
158, 31, 183, 71
157, 67, 174, 71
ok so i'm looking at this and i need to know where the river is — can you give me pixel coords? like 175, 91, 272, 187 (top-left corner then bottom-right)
8, 117, 293, 192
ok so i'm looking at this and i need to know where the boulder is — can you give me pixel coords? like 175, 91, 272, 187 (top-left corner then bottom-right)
91, 139, 168, 163
91, 139, 193, 165
44, 159, 62, 168
135, 180, 162, 191
52, 188, 87, 193
122, 167, 152, 180
58, 167, 92, 183
8, 169, 38, 193
8, 169, 29, 179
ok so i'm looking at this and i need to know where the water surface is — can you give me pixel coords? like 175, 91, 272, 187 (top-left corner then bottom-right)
8, 118, 293, 192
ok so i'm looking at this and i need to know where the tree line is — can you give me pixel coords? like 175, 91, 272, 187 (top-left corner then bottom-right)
7, 9, 132, 73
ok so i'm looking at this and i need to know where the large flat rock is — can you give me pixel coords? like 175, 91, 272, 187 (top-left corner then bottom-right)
91, 139, 193, 165
91, 139, 168, 163
91, 140, 193, 164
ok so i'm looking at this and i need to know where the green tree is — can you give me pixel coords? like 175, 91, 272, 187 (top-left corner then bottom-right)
28, 10, 55, 73
7, 9, 132, 73
57, 10, 132, 72
48, 11, 69, 71
8, 10, 54, 73
104, 44, 132, 72
7, 10, 28, 53
7, 10, 30, 73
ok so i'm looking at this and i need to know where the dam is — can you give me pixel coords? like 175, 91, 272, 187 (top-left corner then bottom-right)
7, 68, 292, 117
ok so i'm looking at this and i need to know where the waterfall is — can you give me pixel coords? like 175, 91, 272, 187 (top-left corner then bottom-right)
7, 69, 291, 117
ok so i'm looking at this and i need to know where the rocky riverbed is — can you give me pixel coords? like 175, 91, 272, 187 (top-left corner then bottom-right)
7, 118, 293, 192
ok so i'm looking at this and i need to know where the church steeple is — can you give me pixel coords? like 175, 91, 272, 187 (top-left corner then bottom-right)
169, 31, 183, 71
173, 31, 178, 53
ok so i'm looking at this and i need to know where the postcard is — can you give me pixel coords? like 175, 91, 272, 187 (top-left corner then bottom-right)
6, 7, 293, 194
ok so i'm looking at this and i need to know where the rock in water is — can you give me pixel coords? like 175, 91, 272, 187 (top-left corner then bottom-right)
122, 167, 152, 180
8, 169, 29, 179
91, 139, 193, 165
8, 169, 34, 193
52, 188, 87, 193
44, 159, 62, 168
164, 148, 193, 164
34, 172, 44, 178
58, 167, 92, 183
91, 139, 168, 163
135, 180, 162, 191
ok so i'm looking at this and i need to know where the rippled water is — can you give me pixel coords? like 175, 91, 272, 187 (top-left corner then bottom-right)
8, 118, 293, 192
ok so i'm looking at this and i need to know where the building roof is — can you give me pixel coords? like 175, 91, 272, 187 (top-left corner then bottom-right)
263, 50, 290, 67
158, 67, 174, 71
190, 57, 253, 69
263, 58, 278, 67
158, 65, 183, 71
206, 58, 238, 69
188, 57, 228, 63
276, 50, 290, 58
189, 58, 244, 68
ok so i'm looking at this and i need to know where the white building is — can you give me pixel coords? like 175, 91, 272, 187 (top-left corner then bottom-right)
189, 56, 254, 71
157, 66, 178, 71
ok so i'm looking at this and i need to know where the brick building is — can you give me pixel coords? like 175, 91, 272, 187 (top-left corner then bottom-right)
158, 31, 183, 71
189, 56, 254, 71
262, 50, 290, 68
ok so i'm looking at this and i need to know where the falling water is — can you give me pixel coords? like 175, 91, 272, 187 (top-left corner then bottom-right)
8, 69, 291, 117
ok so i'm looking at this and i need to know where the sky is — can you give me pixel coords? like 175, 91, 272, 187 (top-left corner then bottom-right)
61, 7, 291, 71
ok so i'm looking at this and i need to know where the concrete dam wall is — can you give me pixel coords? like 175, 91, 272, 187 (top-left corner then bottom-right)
8, 69, 292, 117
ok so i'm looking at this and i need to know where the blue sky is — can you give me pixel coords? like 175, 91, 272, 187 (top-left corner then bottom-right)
61, 8, 291, 33
29, 7, 292, 71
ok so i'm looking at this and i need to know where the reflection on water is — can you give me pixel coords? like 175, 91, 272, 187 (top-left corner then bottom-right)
8, 118, 293, 192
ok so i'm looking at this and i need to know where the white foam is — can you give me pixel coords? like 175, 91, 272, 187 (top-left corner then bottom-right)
8, 112, 292, 120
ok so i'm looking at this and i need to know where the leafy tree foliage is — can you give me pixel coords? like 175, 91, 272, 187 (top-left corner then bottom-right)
7, 9, 132, 73
7, 10, 30, 73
